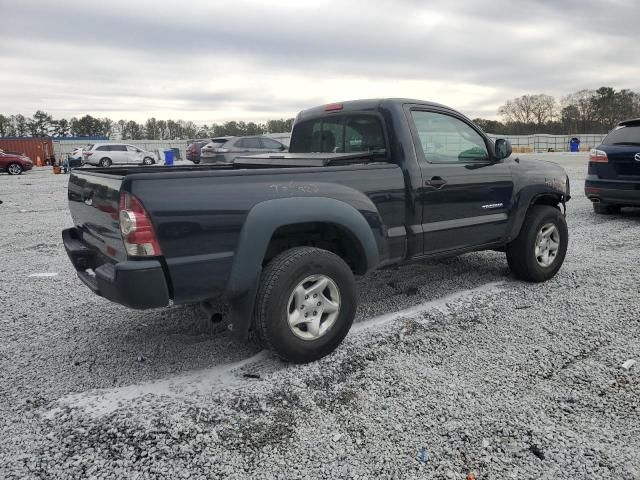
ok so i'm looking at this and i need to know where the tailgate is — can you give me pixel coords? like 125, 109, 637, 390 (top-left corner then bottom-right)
607, 146, 640, 179
68, 170, 127, 262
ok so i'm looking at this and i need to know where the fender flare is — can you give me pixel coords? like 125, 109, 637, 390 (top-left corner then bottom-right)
507, 187, 565, 241
225, 196, 380, 338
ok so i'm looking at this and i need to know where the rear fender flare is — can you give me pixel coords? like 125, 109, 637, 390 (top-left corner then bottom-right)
225, 197, 380, 338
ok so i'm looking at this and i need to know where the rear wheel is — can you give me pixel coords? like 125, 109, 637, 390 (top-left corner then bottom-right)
506, 205, 568, 282
253, 247, 357, 363
593, 203, 620, 214
142, 157, 154, 165
7, 163, 23, 175
99, 157, 112, 167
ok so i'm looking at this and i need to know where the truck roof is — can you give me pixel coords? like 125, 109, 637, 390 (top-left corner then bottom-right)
296, 98, 455, 120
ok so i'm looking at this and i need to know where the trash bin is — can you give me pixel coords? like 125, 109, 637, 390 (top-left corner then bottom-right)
569, 137, 580, 152
171, 147, 181, 161
164, 149, 174, 166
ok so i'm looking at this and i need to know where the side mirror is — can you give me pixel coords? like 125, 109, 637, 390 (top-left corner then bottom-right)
495, 139, 512, 160
279, 145, 286, 151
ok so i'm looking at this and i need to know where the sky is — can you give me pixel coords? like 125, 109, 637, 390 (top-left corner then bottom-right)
1, 0, 639, 124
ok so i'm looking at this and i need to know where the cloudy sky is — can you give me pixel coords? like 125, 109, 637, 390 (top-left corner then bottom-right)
1, 0, 639, 124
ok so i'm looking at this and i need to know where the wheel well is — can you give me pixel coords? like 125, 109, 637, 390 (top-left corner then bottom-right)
531, 193, 561, 208
264, 222, 367, 275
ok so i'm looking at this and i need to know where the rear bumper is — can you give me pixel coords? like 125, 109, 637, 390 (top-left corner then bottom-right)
585, 176, 640, 206
62, 227, 170, 309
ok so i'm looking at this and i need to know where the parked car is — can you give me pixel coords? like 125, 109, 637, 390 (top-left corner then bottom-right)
200, 136, 287, 163
585, 118, 640, 214
186, 140, 210, 164
82, 143, 156, 167
0, 150, 33, 175
63, 98, 570, 363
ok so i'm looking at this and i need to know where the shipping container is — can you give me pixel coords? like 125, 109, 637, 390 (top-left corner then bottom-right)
0, 138, 56, 165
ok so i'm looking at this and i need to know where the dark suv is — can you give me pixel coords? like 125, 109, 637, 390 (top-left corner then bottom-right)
585, 119, 640, 213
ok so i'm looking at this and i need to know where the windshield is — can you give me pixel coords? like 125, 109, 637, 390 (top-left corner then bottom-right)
602, 124, 640, 145
289, 114, 386, 155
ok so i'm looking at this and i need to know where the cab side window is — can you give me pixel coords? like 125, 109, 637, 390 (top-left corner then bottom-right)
411, 111, 489, 163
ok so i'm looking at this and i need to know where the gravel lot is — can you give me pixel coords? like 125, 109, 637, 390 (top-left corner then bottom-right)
1, 153, 639, 479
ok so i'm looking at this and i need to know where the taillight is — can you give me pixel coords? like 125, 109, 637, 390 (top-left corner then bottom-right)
589, 148, 608, 163
118, 191, 162, 256
83, 152, 93, 157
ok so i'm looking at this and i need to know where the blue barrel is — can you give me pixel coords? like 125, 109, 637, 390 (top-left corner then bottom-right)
164, 149, 174, 165
569, 137, 580, 152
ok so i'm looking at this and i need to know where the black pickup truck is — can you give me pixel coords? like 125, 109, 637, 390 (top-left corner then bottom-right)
63, 99, 570, 362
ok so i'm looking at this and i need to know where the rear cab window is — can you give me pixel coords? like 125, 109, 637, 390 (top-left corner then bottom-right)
289, 114, 387, 156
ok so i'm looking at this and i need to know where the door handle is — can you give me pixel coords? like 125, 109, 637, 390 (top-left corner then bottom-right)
426, 176, 447, 188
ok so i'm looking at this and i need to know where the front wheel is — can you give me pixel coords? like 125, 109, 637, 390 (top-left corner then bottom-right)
506, 205, 568, 282
7, 163, 23, 175
142, 157, 154, 165
253, 247, 357, 363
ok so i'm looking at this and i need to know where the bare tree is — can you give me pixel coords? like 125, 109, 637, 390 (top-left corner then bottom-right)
561, 89, 596, 132
531, 94, 557, 129
498, 95, 536, 125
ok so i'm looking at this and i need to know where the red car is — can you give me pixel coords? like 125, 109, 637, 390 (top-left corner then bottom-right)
0, 150, 34, 175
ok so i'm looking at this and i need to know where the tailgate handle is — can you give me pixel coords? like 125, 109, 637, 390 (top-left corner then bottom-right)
426, 176, 447, 188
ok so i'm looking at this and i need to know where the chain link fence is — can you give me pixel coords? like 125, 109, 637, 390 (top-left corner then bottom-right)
485, 133, 606, 153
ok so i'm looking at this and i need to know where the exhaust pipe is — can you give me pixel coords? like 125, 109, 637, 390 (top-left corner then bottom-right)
590, 197, 601, 204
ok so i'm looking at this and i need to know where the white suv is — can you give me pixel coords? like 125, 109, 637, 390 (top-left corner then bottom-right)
83, 143, 156, 167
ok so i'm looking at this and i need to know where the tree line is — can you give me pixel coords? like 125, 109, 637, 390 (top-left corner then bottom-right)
0, 112, 295, 140
1, 86, 638, 139
474, 87, 640, 135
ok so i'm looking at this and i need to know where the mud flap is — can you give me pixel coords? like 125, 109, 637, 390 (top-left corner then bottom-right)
227, 276, 260, 341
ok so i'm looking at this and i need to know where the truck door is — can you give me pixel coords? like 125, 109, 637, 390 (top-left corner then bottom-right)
408, 108, 514, 254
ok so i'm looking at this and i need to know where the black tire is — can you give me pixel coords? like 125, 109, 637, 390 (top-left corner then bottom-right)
192, 158, 200, 164
506, 205, 568, 282
142, 157, 154, 165
99, 157, 112, 167
593, 203, 620, 214
7, 163, 23, 175
253, 247, 357, 363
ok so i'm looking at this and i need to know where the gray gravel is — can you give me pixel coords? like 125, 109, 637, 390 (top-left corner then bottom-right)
1, 153, 639, 479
